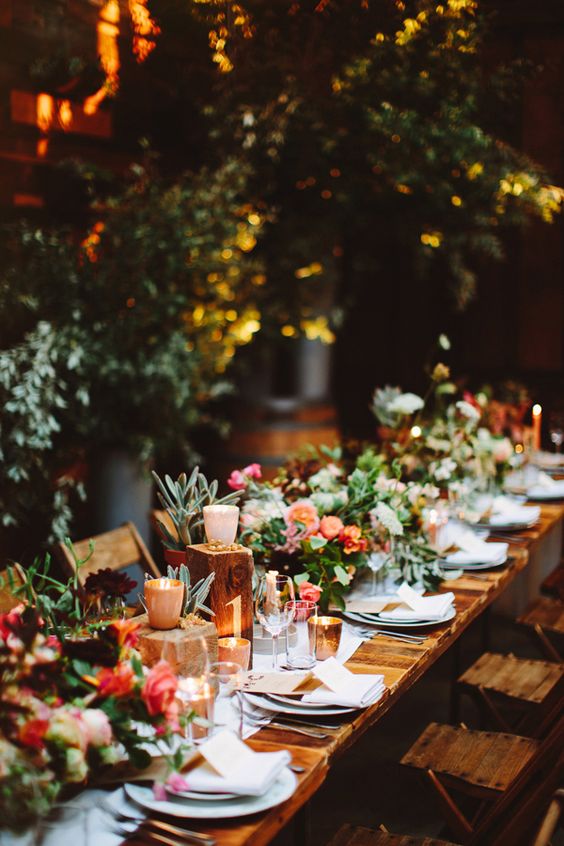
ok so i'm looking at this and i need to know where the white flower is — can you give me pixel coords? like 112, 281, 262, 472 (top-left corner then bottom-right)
431, 457, 458, 481
241, 498, 283, 531
308, 467, 341, 492
82, 708, 112, 747
0, 739, 17, 778
65, 748, 88, 783
456, 400, 481, 422
47, 708, 88, 751
373, 502, 404, 536
438, 334, 451, 350
388, 392, 424, 416
310, 490, 348, 515
426, 435, 451, 452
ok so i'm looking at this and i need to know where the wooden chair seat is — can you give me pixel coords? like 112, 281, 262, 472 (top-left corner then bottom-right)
400, 722, 538, 797
517, 597, 564, 661
54, 521, 161, 585
518, 597, 564, 635
458, 651, 563, 704
327, 826, 456, 846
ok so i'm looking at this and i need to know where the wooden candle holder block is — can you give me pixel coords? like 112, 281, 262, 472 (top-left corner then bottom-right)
137, 614, 218, 675
185, 543, 254, 658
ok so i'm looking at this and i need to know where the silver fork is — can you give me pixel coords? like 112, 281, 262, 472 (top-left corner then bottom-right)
102, 800, 215, 844
346, 624, 425, 644
241, 706, 329, 738
111, 819, 213, 846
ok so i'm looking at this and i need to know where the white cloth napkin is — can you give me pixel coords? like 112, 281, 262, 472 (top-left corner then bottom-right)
490, 497, 540, 526
178, 748, 291, 797
302, 675, 385, 708
444, 541, 508, 566
527, 476, 564, 499
379, 582, 454, 622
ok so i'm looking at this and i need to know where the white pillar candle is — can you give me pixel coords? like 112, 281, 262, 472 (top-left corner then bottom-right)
203, 504, 240, 544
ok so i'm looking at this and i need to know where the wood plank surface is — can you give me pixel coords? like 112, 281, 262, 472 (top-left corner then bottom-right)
125, 503, 564, 846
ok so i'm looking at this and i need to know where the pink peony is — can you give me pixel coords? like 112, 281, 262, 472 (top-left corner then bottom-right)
299, 581, 322, 603
243, 463, 262, 480
319, 515, 344, 540
142, 660, 179, 720
285, 500, 320, 536
227, 469, 246, 490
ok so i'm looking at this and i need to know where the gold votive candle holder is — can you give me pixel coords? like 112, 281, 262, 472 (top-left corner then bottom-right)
177, 677, 215, 741
217, 636, 251, 671
308, 615, 343, 660
144, 578, 184, 630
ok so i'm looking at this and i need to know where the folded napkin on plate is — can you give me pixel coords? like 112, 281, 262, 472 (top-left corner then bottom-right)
535, 451, 564, 469
379, 582, 454, 622
178, 748, 291, 797
490, 497, 540, 526
439, 523, 490, 555
527, 476, 564, 499
302, 675, 385, 708
445, 541, 508, 566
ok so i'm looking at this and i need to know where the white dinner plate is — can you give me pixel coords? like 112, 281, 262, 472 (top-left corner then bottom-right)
526, 490, 564, 501
442, 543, 507, 567
165, 788, 237, 801
472, 520, 537, 532
267, 693, 339, 709
343, 607, 456, 629
243, 692, 355, 716
125, 768, 297, 819
441, 557, 507, 571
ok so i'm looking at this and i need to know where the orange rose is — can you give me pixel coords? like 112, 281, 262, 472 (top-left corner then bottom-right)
142, 660, 179, 720
96, 663, 136, 698
298, 581, 322, 603
339, 525, 367, 555
285, 500, 320, 536
19, 718, 49, 750
319, 515, 344, 540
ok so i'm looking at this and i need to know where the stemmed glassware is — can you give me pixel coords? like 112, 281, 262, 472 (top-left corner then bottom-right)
255, 574, 294, 670
209, 661, 244, 737
366, 551, 387, 595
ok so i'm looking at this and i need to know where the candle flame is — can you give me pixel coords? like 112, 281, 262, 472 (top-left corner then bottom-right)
532, 404, 542, 417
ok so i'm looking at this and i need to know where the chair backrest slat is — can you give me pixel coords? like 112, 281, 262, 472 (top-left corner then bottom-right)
54, 522, 161, 584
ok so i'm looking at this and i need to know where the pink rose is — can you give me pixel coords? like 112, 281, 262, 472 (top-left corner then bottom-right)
142, 660, 179, 720
227, 469, 246, 490
285, 500, 320, 536
319, 515, 344, 540
299, 581, 322, 603
243, 463, 262, 480
166, 772, 191, 794
82, 708, 113, 747
492, 437, 513, 464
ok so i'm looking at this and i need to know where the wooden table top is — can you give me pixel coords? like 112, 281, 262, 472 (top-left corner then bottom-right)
127, 502, 564, 846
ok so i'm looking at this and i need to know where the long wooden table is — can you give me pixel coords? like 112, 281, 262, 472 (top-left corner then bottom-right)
129, 502, 564, 846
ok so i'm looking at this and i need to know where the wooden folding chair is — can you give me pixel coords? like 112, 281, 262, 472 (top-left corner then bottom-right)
540, 561, 564, 601
328, 719, 564, 846
398, 715, 564, 843
54, 522, 161, 584
517, 596, 564, 661
457, 651, 564, 735
0, 563, 26, 613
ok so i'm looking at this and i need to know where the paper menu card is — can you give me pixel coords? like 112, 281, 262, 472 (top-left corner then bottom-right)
240, 670, 312, 695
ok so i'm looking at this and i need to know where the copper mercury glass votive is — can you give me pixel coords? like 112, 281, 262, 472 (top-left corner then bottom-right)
217, 636, 251, 671
308, 615, 343, 660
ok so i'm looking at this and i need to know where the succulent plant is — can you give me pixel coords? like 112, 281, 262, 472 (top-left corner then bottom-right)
152, 467, 241, 551
166, 563, 215, 617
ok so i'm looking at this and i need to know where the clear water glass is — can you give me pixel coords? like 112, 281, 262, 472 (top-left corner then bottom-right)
209, 660, 244, 737
285, 600, 317, 669
549, 427, 563, 453
255, 574, 294, 670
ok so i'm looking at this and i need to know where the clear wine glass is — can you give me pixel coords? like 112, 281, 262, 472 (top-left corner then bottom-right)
366, 551, 387, 595
549, 428, 563, 454
255, 574, 294, 670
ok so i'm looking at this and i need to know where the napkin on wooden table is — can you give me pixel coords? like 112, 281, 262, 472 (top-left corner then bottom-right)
302, 658, 385, 708
489, 497, 540, 526
378, 582, 454, 622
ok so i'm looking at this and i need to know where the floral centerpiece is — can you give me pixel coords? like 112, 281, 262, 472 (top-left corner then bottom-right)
229, 447, 446, 610
371, 337, 516, 491
0, 548, 186, 830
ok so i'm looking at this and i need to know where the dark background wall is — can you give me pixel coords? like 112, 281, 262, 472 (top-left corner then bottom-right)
1, 0, 563, 439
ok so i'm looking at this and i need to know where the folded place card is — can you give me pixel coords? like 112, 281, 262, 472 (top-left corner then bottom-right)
345, 598, 388, 614
240, 670, 312, 695
312, 656, 353, 693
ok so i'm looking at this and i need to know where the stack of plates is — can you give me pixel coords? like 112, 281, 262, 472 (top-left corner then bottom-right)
243, 691, 357, 716
124, 769, 297, 820
441, 541, 508, 571
343, 607, 456, 630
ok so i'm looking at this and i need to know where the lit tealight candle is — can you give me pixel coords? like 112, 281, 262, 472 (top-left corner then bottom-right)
308, 615, 342, 660
427, 508, 438, 547
203, 504, 240, 545
532, 404, 542, 451
217, 637, 251, 671
144, 578, 184, 630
